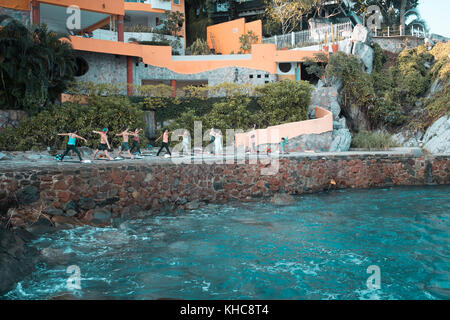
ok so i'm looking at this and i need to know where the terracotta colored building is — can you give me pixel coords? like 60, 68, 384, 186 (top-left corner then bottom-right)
1, 0, 322, 96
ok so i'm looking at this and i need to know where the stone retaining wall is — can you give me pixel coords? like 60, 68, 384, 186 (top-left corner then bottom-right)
372, 36, 425, 54
0, 110, 27, 131
0, 154, 449, 223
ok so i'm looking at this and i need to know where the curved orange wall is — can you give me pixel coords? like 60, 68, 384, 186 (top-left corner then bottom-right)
235, 107, 333, 149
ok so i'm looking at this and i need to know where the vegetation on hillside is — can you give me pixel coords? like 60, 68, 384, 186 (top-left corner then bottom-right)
324, 42, 450, 132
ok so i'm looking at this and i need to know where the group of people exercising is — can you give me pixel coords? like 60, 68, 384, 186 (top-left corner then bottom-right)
57, 127, 145, 162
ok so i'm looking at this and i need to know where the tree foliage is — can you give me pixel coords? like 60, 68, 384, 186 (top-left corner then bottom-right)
0, 95, 147, 151
0, 16, 76, 114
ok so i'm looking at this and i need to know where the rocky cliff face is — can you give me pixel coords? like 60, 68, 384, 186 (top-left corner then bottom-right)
422, 116, 450, 154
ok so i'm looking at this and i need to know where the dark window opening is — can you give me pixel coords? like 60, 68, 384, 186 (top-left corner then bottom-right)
74, 56, 89, 77
249, 75, 253, 79
257, 74, 261, 78
278, 62, 292, 73
265, 74, 269, 78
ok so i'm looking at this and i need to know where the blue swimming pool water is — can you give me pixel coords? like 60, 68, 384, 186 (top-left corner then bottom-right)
3, 185, 450, 300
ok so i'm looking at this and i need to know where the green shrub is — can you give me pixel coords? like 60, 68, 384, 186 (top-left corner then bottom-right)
351, 130, 398, 150
0, 96, 147, 151
255, 80, 312, 127
187, 38, 211, 55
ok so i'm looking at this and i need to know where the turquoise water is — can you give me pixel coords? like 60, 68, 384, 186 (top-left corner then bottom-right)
3, 185, 450, 300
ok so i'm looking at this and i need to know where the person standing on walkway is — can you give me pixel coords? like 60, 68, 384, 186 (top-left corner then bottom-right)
92, 128, 113, 161
214, 129, 223, 155
130, 128, 142, 155
182, 129, 190, 156
57, 129, 87, 162
209, 128, 216, 154
156, 128, 172, 157
281, 136, 289, 154
116, 127, 134, 160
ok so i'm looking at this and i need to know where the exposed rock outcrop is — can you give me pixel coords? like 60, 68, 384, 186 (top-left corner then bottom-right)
309, 86, 341, 120
422, 116, 450, 154
330, 128, 352, 152
352, 41, 374, 74
0, 225, 38, 295
351, 24, 372, 44
392, 130, 422, 148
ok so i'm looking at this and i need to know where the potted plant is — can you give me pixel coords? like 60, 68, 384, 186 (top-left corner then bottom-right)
322, 33, 329, 52
331, 25, 339, 53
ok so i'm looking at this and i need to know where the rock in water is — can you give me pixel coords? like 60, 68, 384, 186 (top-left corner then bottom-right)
422, 116, 450, 154
270, 193, 295, 205
0, 225, 38, 295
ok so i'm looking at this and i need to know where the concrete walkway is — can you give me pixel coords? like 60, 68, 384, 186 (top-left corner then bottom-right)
0, 147, 443, 172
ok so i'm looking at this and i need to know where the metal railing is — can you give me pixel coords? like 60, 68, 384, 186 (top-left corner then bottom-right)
262, 22, 353, 49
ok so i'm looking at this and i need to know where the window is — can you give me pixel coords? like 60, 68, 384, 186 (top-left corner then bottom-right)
74, 57, 89, 77
279, 63, 292, 73
257, 74, 261, 78
174, 0, 180, 4
249, 75, 253, 79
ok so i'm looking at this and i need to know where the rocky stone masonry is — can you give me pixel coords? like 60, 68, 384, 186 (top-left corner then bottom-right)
0, 110, 27, 131
0, 154, 449, 224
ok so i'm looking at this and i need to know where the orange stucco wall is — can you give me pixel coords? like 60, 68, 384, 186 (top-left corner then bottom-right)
124, 2, 165, 14
0, 0, 29, 11
206, 18, 263, 55
0, 0, 124, 15
207, 18, 245, 54
69, 36, 320, 75
235, 107, 333, 149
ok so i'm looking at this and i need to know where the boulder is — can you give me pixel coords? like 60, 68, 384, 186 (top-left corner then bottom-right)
92, 209, 112, 224
392, 130, 422, 148
78, 197, 96, 210
309, 86, 341, 120
0, 225, 39, 295
185, 200, 200, 210
351, 24, 372, 44
270, 193, 296, 205
329, 128, 352, 152
352, 42, 374, 74
339, 38, 353, 55
16, 186, 40, 205
422, 116, 450, 154
333, 117, 348, 130
26, 216, 55, 236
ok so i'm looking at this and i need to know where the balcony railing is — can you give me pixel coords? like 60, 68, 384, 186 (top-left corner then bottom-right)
262, 22, 353, 49
124, 0, 171, 11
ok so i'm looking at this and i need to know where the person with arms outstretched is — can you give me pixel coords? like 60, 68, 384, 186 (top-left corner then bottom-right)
116, 127, 134, 160
156, 128, 172, 157
57, 129, 87, 162
92, 128, 113, 161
